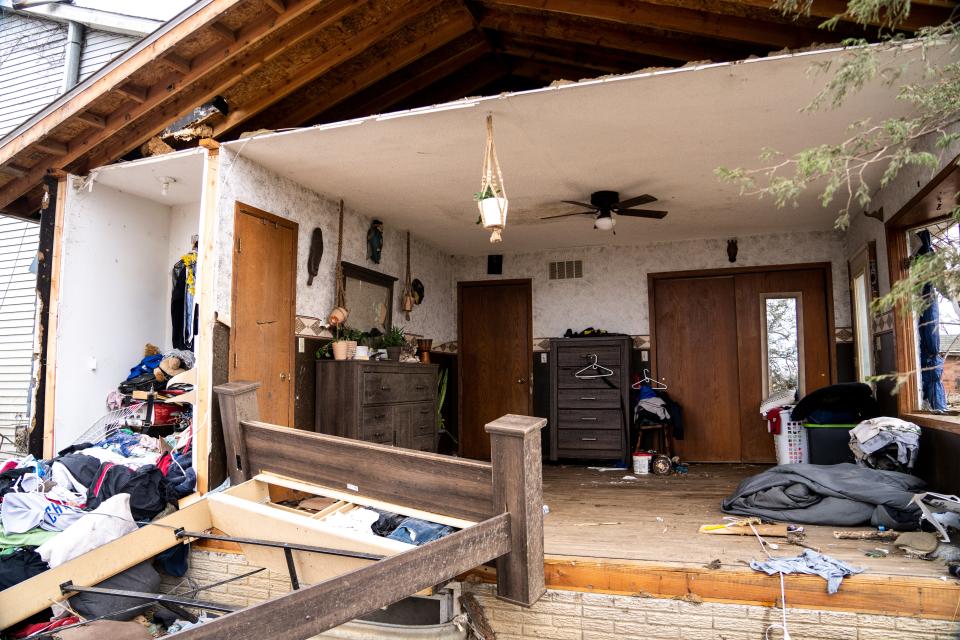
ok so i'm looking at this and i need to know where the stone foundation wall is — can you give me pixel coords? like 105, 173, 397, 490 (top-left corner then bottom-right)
161, 550, 960, 640
461, 582, 960, 640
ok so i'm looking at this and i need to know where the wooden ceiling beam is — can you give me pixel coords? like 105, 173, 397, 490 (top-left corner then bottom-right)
507, 56, 600, 83
481, 0, 832, 48
496, 33, 676, 72
269, 11, 477, 129
114, 83, 149, 104
313, 38, 492, 124
479, 6, 748, 62
34, 140, 68, 156
391, 56, 510, 109
75, 112, 107, 129
265, 0, 286, 14
208, 22, 238, 44
0, 0, 366, 208
158, 53, 192, 75
0, 164, 29, 179
213, 0, 450, 136
498, 42, 624, 74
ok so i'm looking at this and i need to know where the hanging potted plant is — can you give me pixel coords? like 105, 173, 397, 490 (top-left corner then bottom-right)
475, 114, 509, 243
475, 184, 507, 236
383, 326, 406, 361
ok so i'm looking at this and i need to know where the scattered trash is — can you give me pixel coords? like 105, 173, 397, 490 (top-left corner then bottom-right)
864, 548, 889, 558
833, 530, 898, 541
705, 558, 722, 570
699, 517, 794, 538
573, 522, 622, 527
655, 516, 664, 522
621, 475, 637, 480
587, 467, 624, 472
894, 531, 939, 556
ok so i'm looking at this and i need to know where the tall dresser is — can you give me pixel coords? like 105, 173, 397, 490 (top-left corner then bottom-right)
549, 336, 631, 463
316, 361, 439, 452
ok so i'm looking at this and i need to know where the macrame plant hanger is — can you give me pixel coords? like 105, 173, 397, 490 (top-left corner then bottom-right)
402, 231, 413, 320
479, 113, 508, 243
328, 199, 349, 328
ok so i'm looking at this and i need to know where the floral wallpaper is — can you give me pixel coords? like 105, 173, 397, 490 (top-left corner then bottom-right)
453, 230, 851, 338
214, 150, 457, 343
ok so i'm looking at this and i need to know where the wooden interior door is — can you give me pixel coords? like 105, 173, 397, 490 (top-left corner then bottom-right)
458, 280, 532, 459
229, 202, 297, 426
653, 276, 742, 462
653, 265, 833, 462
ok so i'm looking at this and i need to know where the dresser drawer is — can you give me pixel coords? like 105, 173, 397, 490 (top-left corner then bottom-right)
360, 427, 393, 445
405, 374, 435, 402
557, 429, 623, 451
557, 409, 622, 430
361, 372, 403, 404
360, 407, 395, 443
556, 346, 622, 367
410, 434, 435, 452
557, 388, 621, 408
407, 402, 436, 438
557, 366, 622, 389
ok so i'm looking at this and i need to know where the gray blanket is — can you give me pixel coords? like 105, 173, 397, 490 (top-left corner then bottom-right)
721, 463, 925, 529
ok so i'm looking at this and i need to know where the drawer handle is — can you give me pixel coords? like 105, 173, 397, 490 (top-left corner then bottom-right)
420, 409, 431, 414
374, 414, 386, 420
581, 437, 598, 441
580, 417, 598, 421
580, 396, 597, 400
380, 386, 392, 391
415, 384, 427, 390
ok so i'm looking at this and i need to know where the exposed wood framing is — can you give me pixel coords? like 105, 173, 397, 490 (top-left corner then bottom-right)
115, 84, 149, 104
40, 177, 66, 459
271, 9, 478, 129
34, 140, 68, 156
159, 53, 193, 75
212, 0, 455, 136
74, 112, 107, 129
209, 21, 238, 44
480, 0, 832, 48
194, 144, 221, 493
266, 0, 287, 15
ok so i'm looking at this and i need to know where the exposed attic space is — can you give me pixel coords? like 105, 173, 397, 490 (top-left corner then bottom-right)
0, 0, 954, 217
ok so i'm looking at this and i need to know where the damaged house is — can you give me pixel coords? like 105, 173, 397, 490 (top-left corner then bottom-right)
0, 1, 959, 638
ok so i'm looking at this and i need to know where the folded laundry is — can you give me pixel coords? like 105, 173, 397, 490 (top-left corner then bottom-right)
1, 491, 84, 534
0, 524, 59, 555
37, 494, 138, 568
750, 549, 862, 594
387, 517, 455, 545
849, 417, 921, 471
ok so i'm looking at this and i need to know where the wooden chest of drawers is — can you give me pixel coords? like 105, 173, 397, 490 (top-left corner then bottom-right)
316, 361, 439, 452
549, 337, 631, 463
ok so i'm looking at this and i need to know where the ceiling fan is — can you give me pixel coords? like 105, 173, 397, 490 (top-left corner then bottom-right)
541, 190, 668, 232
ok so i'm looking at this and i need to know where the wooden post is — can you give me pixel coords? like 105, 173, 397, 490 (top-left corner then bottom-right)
214, 381, 260, 484
486, 413, 547, 606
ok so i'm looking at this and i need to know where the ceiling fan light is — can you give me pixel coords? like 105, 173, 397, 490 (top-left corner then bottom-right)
594, 215, 615, 231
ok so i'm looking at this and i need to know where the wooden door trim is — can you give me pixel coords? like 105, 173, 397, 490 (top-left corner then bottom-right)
648, 262, 836, 385
229, 200, 298, 426
456, 279, 534, 458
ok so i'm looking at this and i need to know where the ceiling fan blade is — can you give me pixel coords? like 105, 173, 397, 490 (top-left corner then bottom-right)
561, 200, 597, 210
616, 209, 668, 219
541, 211, 595, 220
615, 194, 657, 208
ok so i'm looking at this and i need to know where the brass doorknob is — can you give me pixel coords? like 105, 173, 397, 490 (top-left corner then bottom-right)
280, 372, 288, 381
517, 377, 526, 384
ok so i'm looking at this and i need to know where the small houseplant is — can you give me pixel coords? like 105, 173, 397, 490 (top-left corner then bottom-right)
330, 324, 350, 360
474, 185, 506, 230
382, 326, 405, 361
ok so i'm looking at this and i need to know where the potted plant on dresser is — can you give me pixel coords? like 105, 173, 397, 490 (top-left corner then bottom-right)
382, 326, 405, 361
330, 324, 350, 361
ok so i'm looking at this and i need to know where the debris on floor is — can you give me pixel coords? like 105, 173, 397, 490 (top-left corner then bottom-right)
750, 549, 863, 594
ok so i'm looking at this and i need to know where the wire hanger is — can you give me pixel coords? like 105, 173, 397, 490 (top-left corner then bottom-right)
575, 354, 614, 379
632, 368, 667, 390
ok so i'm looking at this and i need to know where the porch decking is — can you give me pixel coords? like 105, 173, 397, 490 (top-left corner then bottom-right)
506, 465, 960, 619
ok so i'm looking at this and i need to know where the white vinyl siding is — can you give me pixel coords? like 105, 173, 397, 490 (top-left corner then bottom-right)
0, 217, 38, 453
0, 13, 138, 137
78, 28, 136, 83
0, 10, 65, 137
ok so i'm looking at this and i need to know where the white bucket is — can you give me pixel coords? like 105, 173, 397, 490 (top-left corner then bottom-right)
632, 453, 652, 475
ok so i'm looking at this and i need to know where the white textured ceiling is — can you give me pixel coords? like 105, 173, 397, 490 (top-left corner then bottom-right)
226, 45, 942, 256
92, 149, 205, 206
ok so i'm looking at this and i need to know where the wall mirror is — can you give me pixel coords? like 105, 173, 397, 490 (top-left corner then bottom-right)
341, 262, 396, 334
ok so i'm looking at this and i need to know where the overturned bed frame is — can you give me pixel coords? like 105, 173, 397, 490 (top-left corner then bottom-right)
0, 381, 546, 638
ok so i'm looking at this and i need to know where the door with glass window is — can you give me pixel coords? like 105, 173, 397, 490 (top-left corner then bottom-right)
652, 265, 833, 462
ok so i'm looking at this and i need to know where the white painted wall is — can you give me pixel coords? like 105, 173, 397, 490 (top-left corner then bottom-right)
454, 230, 850, 338
215, 151, 457, 343
54, 183, 195, 449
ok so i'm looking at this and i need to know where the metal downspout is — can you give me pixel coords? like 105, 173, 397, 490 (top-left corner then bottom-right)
60, 20, 83, 94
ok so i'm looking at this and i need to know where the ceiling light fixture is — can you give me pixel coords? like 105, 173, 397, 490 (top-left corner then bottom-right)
159, 176, 177, 197
476, 114, 508, 243
594, 215, 615, 231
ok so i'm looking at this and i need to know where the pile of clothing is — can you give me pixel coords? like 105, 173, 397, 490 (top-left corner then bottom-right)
632, 377, 684, 440
849, 417, 921, 471
0, 428, 195, 634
